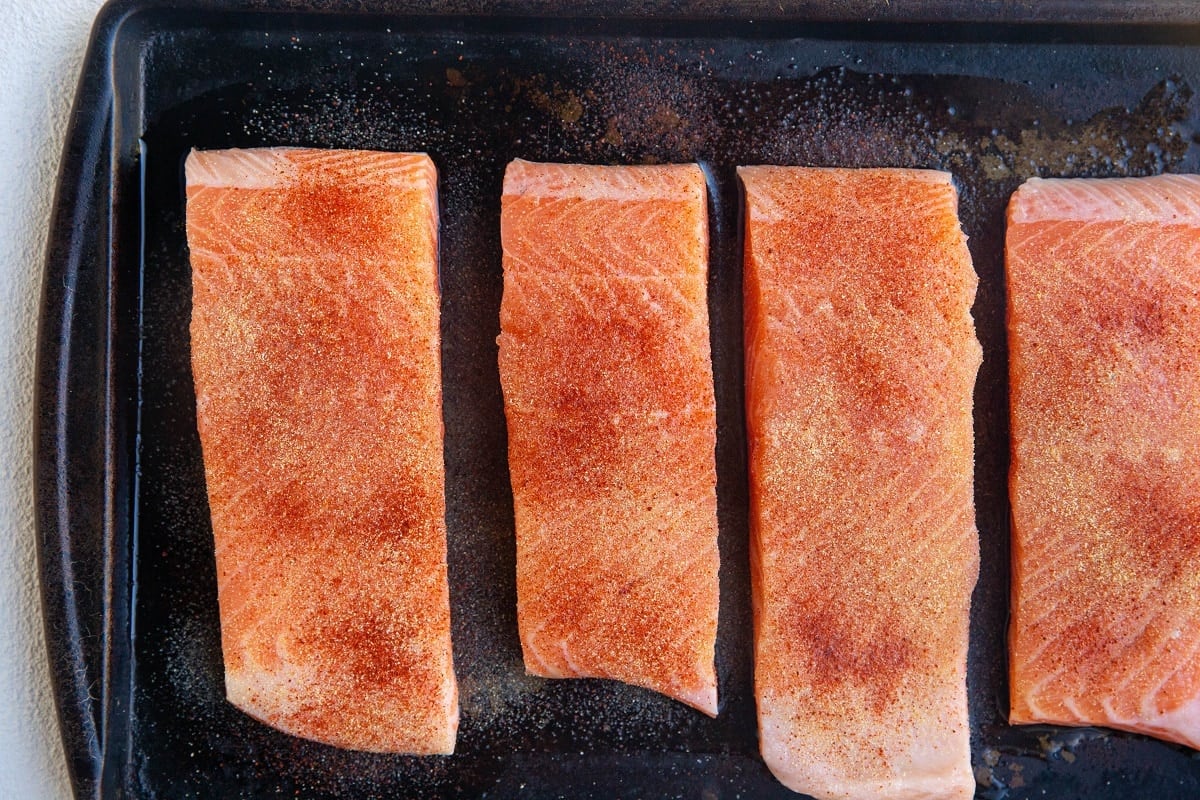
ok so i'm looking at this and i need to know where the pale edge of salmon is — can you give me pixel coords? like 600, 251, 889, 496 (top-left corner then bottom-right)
497, 158, 720, 716
740, 165, 981, 800
184, 147, 458, 754
1007, 173, 1200, 750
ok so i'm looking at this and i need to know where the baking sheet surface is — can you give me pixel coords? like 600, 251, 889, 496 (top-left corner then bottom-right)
43, 4, 1200, 797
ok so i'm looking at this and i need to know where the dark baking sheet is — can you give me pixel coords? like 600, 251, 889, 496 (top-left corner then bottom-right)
35, 1, 1200, 797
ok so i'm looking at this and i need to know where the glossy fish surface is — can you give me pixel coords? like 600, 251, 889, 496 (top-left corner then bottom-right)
498, 159, 720, 716
185, 147, 458, 754
1008, 174, 1200, 751
741, 166, 981, 800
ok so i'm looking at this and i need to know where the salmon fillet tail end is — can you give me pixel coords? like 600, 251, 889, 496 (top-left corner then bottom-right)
1007, 174, 1200, 750
498, 158, 720, 717
185, 147, 458, 754
740, 165, 980, 800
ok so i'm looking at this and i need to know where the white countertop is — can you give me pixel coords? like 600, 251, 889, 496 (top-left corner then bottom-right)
0, 0, 107, 796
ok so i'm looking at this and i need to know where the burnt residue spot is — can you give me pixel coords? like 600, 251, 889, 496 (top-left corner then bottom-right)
937, 77, 1195, 180
509, 73, 586, 125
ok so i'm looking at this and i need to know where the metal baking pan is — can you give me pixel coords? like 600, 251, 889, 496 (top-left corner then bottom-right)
35, 1, 1200, 797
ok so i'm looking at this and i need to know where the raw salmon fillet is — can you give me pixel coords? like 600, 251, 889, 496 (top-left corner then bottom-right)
185, 147, 458, 754
1007, 174, 1200, 748
497, 159, 720, 715
740, 166, 981, 800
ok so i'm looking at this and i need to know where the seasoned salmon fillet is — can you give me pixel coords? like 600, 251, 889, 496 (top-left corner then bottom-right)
740, 166, 981, 800
497, 159, 720, 716
185, 147, 458, 753
1007, 174, 1200, 749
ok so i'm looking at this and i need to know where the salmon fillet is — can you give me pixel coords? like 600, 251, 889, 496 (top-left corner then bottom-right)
740, 166, 981, 800
497, 159, 720, 716
1007, 174, 1200, 749
185, 147, 458, 753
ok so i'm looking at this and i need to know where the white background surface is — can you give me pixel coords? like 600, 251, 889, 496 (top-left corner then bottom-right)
0, 0, 108, 796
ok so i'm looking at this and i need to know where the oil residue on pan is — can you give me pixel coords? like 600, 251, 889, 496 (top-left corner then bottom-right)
114, 17, 1200, 800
